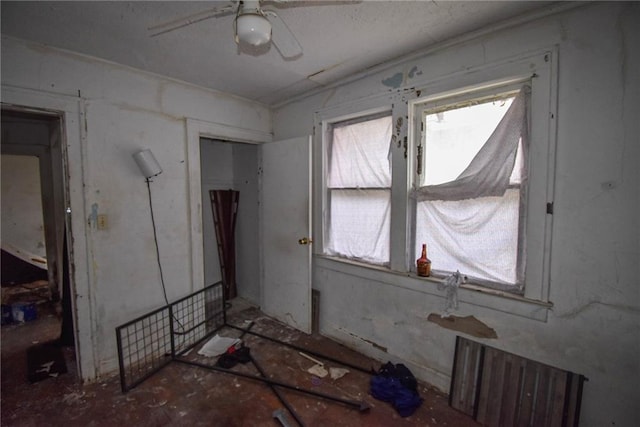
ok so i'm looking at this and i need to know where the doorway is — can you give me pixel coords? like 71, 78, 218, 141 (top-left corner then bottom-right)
185, 119, 312, 334
199, 138, 260, 305
1, 108, 76, 384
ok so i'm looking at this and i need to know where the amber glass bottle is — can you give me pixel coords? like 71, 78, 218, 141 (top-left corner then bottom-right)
416, 244, 431, 277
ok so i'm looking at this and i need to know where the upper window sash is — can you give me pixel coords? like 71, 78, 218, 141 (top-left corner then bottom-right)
326, 113, 393, 190
412, 81, 529, 189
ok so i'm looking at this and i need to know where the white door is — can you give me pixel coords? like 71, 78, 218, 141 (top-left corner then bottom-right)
260, 136, 312, 333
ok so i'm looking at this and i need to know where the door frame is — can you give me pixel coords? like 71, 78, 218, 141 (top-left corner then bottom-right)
185, 118, 272, 294
1, 85, 91, 380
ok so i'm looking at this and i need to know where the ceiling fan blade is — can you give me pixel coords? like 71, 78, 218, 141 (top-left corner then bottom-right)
148, 2, 237, 37
264, 11, 303, 60
263, 0, 362, 8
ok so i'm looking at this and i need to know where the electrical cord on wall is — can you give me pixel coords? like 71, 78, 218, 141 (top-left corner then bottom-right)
145, 178, 186, 336
146, 178, 171, 306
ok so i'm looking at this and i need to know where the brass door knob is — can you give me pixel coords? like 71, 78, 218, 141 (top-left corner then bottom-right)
298, 237, 313, 245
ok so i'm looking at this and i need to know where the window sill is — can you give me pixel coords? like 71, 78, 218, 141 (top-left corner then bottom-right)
314, 255, 552, 322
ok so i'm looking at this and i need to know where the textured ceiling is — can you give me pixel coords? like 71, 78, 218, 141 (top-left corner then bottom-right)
1, 1, 558, 106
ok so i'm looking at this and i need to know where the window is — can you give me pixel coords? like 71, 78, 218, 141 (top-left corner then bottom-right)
316, 50, 556, 304
324, 113, 393, 265
412, 84, 530, 292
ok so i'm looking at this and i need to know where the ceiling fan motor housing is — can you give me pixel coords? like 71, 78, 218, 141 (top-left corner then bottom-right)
236, 12, 272, 46
235, 1, 272, 46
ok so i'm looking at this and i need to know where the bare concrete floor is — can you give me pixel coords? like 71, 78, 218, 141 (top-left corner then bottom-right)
1, 300, 479, 426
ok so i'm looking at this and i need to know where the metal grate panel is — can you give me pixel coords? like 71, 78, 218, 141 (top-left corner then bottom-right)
116, 282, 225, 392
171, 282, 226, 354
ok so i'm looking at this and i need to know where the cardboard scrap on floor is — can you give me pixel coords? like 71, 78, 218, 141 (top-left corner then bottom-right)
299, 352, 328, 377
427, 313, 498, 339
297, 352, 350, 380
329, 367, 349, 380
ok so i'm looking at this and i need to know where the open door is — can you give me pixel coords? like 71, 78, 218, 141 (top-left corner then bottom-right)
260, 136, 312, 333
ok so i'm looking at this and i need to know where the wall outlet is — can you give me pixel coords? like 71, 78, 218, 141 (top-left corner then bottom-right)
97, 214, 108, 230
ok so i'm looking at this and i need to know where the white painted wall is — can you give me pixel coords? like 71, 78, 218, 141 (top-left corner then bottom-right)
274, 3, 639, 426
1, 154, 46, 264
1, 36, 271, 378
232, 143, 260, 304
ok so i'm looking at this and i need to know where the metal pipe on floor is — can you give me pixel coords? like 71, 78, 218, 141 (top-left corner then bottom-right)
238, 321, 305, 426
225, 323, 374, 375
251, 353, 305, 427
174, 357, 371, 412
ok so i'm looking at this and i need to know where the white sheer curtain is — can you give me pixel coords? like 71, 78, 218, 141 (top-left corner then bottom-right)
412, 87, 529, 202
412, 87, 530, 286
415, 190, 521, 284
326, 115, 392, 264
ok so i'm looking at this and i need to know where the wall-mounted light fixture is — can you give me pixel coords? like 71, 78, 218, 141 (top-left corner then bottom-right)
132, 148, 172, 308
132, 149, 162, 179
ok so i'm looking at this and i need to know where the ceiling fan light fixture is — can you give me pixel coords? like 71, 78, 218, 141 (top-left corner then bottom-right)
236, 13, 272, 46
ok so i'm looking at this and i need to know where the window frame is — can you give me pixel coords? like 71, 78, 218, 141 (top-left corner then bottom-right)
408, 50, 557, 302
413, 83, 528, 292
314, 49, 557, 307
320, 106, 394, 264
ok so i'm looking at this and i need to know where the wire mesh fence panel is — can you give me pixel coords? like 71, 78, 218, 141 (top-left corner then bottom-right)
116, 282, 225, 392
116, 305, 173, 392
171, 282, 225, 354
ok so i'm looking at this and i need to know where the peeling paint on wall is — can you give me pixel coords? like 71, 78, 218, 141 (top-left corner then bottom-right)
339, 327, 388, 352
408, 65, 422, 78
382, 66, 423, 89
382, 72, 403, 89
427, 313, 497, 339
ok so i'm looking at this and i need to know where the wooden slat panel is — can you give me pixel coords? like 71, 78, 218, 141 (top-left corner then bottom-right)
499, 354, 523, 426
450, 338, 482, 415
564, 372, 585, 427
462, 340, 481, 415
548, 368, 568, 427
449, 337, 585, 427
532, 364, 551, 426
450, 337, 467, 412
516, 361, 539, 427
474, 346, 494, 422
477, 347, 506, 426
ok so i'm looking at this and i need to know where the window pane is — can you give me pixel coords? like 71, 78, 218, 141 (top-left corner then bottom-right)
415, 189, 520, 285
328, 115, 392, 188
327, 189, 390, 264
424, 97, 514, 186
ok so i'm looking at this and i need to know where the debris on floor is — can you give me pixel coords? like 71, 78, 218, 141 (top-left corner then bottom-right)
2, 302, 481, 426
1, 279, 53, 325
330, 367, 350, 380
196, 334, 240, 357
26, 340, 67, 383
370, 362, 423, 417
299, 351, 328, 377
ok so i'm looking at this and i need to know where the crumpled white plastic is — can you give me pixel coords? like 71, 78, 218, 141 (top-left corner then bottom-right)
197, 334, 240, 357
438, 270, 463, 317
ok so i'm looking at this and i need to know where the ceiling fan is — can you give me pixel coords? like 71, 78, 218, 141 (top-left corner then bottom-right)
148, 0, 330, 60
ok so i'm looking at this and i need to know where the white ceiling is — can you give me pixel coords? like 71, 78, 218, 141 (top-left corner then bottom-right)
1, 1, 558, 106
